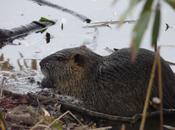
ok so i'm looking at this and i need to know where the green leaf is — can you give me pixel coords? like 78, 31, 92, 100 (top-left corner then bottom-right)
119, 0, 140, 25
39, 17, 55, 24
40, 17, 51, 22
151, 2, 161, 48
164, 0, 175, 10
51, 120, 62, 130
131, 0, 154, 51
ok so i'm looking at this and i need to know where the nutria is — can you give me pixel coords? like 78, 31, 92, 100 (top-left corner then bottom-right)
40, 46, 175, 116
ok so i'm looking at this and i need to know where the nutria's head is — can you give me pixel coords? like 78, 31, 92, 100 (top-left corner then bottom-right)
40, 46, 102, 97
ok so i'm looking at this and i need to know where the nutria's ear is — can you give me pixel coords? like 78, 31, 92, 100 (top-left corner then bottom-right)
80, 45, 87, 49
73, 54, 85, 66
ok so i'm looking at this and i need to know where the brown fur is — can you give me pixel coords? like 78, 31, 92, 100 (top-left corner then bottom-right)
40, 46, 175, 116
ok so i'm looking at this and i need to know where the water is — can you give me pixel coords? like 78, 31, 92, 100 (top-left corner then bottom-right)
0, 0, 175, 93
0, 69, 42, 94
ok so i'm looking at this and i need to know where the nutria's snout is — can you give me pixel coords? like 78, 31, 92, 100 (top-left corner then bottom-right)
40, 57, 53, 77
40, 56, 54, 70
39, 58, 47, 70
40, 57, 55, 88
39, 46, 175, 117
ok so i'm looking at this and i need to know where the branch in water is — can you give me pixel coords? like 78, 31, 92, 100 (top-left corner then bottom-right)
83, 20, 136, 28
29, 0, 91, 23
0, 18, 55, 48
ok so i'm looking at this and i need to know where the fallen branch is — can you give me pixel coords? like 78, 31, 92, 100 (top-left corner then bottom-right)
25, 91, 175, 124
92, 126, 112, 130
28, 0, 91, 23
60, 101, 175, 124
2, 90, 175, 128
0, 18, 55, 48
48, 110, 83, 128
83, 20, 136, 28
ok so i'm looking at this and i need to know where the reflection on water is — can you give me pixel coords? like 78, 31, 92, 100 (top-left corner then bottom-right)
0, 54, 42, 93
0, 54, 14, 71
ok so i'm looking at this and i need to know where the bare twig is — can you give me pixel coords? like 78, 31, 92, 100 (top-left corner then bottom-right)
29, 0, 91, 23
30, 119, 46, 130
67, 110, 84, 125
48, 110, 83, 128
160, 45, 175, 48
163, 125, 175, 130
91, 126, 112, 130
157, 47, 164, 130
83, 20, 136, 28
60, 101, 175, 123
0, 19, 55, 47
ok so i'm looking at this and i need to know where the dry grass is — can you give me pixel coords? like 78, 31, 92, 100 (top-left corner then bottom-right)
139, 46, 174, 130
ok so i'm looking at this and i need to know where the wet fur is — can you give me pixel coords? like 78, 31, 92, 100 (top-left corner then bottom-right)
40, 46, 175, 116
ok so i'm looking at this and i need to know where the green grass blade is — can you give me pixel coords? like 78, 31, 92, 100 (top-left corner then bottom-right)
131, 0, 154, 51
164, 0, 175, 10
151, 2, 161, 49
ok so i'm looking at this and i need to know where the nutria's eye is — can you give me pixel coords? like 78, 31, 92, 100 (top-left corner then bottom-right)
56, 56, 65, 61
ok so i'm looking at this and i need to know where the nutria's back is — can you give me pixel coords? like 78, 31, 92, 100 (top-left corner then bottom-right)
40, 46, 175, 116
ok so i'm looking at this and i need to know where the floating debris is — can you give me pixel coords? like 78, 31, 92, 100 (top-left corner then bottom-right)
61, 23, 64, 30
83, 20, 136, 28
45, 32, 51, 43
0, 17, 56, 48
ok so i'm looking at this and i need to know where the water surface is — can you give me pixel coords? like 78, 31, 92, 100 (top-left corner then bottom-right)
0, 0, 175, 92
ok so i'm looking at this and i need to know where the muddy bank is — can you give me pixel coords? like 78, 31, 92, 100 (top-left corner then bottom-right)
1, 85, 175, 130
